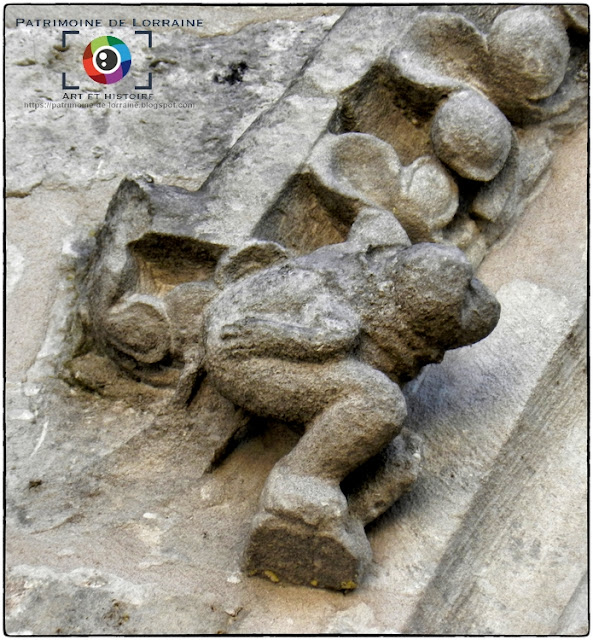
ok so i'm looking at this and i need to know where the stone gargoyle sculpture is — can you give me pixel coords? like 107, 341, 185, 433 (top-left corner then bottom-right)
76, 199, 499, 590
204, 208, 500, 590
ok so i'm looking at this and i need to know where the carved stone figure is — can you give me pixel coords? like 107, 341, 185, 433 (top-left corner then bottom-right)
67, 3, 587, 593
78, 203, 499, 589
201, 210, 499, 589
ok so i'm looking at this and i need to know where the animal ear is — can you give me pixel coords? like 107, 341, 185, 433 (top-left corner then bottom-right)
214, 240, 290, 287
347, 206, 411, 250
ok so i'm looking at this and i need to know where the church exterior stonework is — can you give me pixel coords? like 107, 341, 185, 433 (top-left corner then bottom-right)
5, 5, 588, 633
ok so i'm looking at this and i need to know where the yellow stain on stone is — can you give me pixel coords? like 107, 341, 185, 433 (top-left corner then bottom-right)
310, 579, 319, 587
264, 570, 280, 583
340, 580, 357, 590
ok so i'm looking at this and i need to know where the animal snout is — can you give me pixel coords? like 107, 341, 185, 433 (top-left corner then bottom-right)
460, 277, 501, 345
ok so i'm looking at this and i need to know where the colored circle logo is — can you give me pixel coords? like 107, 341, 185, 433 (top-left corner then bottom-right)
83, 36, 131, 84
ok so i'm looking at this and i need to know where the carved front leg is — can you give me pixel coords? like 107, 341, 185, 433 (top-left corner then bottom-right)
205, 268, 361, 363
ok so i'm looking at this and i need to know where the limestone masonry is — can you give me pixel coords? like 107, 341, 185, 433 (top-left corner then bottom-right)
6, 4, 588, 634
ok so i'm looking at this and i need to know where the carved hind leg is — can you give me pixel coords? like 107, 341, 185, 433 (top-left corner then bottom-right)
244, 360, 407, 589
280, 364, 407, 480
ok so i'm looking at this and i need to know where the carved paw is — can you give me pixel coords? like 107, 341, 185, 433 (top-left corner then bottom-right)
258, 467, 349, 527
219, 322, 247, 341
218, 321, 258, 352
244, 468, 372, 590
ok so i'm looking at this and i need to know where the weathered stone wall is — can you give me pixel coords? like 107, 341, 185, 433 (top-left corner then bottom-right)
5, 5, 587, 634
